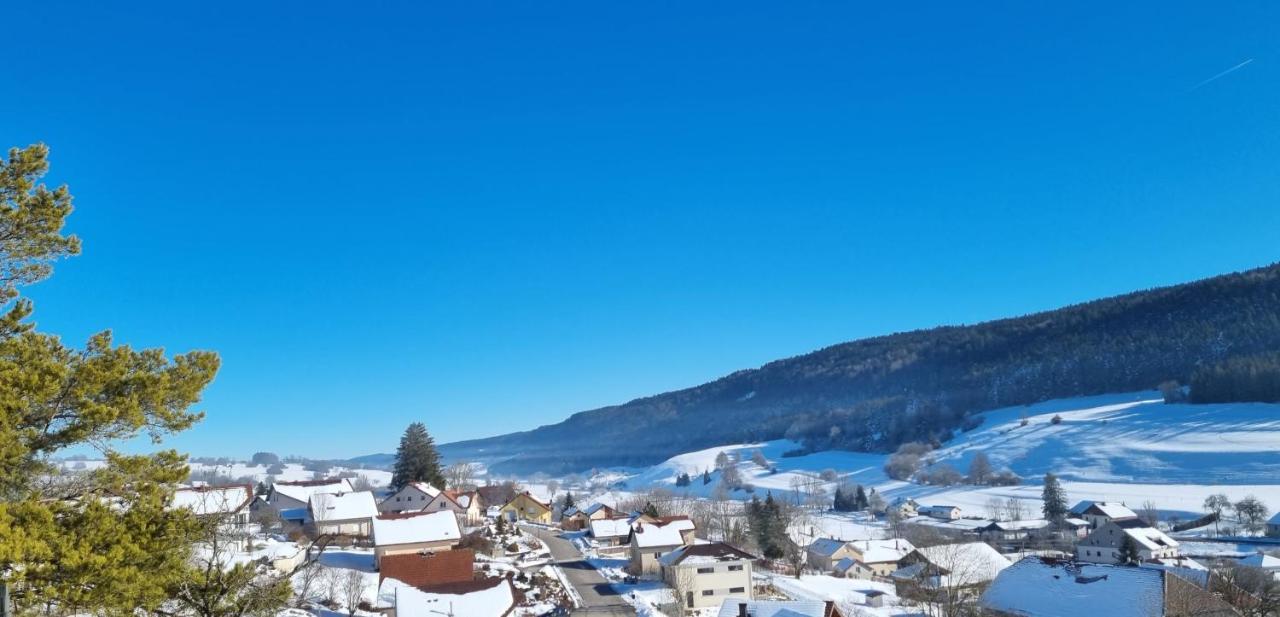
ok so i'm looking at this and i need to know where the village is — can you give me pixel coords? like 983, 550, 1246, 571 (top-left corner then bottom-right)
166, 442, 1280, 617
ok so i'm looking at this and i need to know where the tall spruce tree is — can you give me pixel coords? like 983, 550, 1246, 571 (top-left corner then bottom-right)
1117, 534, 1140, 565
391, 422, 445, 490
854, 485, 869, 510
1041, 472, 1068, 522
0, 144, 224, 613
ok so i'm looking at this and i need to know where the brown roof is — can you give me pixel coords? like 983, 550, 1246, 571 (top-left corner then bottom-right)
379, 548, 475, 588
475, 485, 513, 507
503, 491, 550, 512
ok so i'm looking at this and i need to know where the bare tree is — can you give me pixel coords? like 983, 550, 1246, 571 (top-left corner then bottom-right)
985, 497, 1005, 521
1139, 500, 1160, 527
1236, 496, 1270, 535
665, 565, 698, 617
898, 543, 999, 617
1204, 493, 1232, 535
545, 479, 560, 500
1003, 498, 1027, 522
445, 461, 480, 490
341, 569, 365, 616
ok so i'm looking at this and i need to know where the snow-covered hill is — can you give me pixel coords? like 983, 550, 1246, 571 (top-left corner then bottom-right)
611, 392, 1280, 517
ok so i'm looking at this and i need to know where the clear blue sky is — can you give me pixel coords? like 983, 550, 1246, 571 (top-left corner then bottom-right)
3, 2, 1278, 460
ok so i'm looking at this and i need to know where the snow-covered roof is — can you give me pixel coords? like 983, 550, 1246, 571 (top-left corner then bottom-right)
583, 503, 611, 516
1064, 517, 1090, 527
1122, 525, 1179, 552
833, 557, 866, 574
981, 557, 1164, 617
807, 538, 850, 557
171, 484, 253, 516
389, 576, 516, 617
983, 519, 1050, 531
309, 491, 378, 522
1240, 552, 1280, 570
850, 538, 915, 564
921, 504, 960, 512
589, 517, 632, 539
409, 482, 441, 497
1072, 500, 1138, 520
658, 542, 755, 567
912, 542, 1010, 584
373, 510, 461, 547
273, 478, 353, 504
716, 599, 832, 617
632, 519, 696, 548
562, 506, 580, 517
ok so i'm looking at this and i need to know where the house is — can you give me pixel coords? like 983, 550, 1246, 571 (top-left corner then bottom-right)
475, 485, 517, 512
499, 492, 552, 524
423, 490, 485, 526
381, 575, 518, 617
379, 482, 442, 514
891, 498, 920, 519
629, 518, 698, 574
892, 542, 1009, 591
1076, 519, 1179, 564
717, 599, 845, 617
589, 517, 633, 547
848, 539, 915, 577
1061, 517, 1092, 539
171, 484, 254, 525
562, 503, 617, 530
833, 557, 875, 580
660, 542, 756, 611
807, 538, 859, 572
308, 491, 379, 537
1239, 551, 1280, 572
1069, 500, 1139, 530
1267, 512, 1280, 537
378, 548, 475, 588
978, 519, 1051, 543
268, 478, 353, 511
372, 510, 462, 567
863, 590, 887, 608
981, 556, 1240, 617
919, 505, 962, 520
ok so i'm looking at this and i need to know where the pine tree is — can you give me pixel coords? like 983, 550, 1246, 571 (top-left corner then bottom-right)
495, 512, 508, 535
832, 486, 846, 511
854, 485, 869, 510
1041, 473, 1068, 522
643, 502, 660, 517
1117, 534, 1140, 565
391, 422, 445, 490
702, 469, 712, 485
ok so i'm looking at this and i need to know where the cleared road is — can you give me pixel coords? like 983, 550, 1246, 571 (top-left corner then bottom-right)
521, 524, 637, 617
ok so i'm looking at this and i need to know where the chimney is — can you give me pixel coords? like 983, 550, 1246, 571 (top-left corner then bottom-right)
824, 600, 836, 616
738, 602, 748, 617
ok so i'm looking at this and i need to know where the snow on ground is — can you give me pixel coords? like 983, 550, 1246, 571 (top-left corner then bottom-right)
604, 392, 1280, 519
762, 573, 909, 617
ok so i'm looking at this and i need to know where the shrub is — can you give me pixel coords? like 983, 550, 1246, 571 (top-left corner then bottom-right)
1050, 414, 1063, 425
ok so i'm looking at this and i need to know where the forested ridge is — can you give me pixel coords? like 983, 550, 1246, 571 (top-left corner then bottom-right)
441, 263, 1280, 474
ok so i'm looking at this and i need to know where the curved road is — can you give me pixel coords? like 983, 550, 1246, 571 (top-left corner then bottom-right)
521, 524, 637, 616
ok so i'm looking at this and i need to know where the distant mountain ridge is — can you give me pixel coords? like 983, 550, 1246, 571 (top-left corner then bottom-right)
429, 263, 1280, 475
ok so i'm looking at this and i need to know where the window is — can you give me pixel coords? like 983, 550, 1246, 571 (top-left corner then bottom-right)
728, 565, 743, 571
702, 590, 714, 596
730, 587, 745, 593
696, 567, 714, 574
395, 497, 401, 502
654, 552, 662, 558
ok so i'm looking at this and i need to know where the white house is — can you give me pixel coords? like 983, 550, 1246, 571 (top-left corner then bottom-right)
807, 538, 857, 572
660, 542, 756, 611
1076, 519, 1180, 564
1267, 512, 1280, 537
171, 484, 254, 525
918, 505, 962, 520
589, 517, 633, 548
268, 478, 353, 511
308, 491, 378, 537
422, 490, 485, 526
1069, 500, 1138, 530
379, 482, 441, 514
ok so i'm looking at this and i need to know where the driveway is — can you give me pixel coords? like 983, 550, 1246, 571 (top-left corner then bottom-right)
521, 524, 637, 616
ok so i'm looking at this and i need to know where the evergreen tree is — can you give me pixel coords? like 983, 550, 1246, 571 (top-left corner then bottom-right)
1041, 473, 1068, 522
832, 486, 846, 511
702, 469, 712, 485
643, 501, 660, 517
675, 472, 691, 487
854, 485, 869, 510
1117, 534, 1140, 565
390, 422, 445, 490
563, 492, 576, 509
494, 512, 508, 535
0, 144, 225, 613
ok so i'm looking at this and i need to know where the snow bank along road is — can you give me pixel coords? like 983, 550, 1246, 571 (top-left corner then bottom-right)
520, 524, 636, 616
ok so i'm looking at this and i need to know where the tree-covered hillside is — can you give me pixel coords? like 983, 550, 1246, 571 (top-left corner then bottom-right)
441, 263, 1280, 474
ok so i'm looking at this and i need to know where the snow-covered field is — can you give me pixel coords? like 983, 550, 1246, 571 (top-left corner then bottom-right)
600, 392, 1280, 519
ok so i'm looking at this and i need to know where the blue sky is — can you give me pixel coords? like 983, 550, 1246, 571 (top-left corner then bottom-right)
3, 2, 1278, 459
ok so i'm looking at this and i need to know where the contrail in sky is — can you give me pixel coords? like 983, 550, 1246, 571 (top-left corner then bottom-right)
1190, 58, 1254, 91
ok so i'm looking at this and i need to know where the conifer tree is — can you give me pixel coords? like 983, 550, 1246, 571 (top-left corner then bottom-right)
391, 422, 445, 490
0, 144, 223, 613
1117, 534, 1140, 565
643, 501, 660, 517
854, 485, 869, 510
702, 469, 712, 485
563, 492, 575, 509
1041, 472, 1068, 522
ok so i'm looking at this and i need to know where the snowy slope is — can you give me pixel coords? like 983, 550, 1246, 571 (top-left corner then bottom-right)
611, 392, 1280, 517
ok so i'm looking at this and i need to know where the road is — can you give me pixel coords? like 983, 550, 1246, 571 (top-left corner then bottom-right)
521, 524, 637, 616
